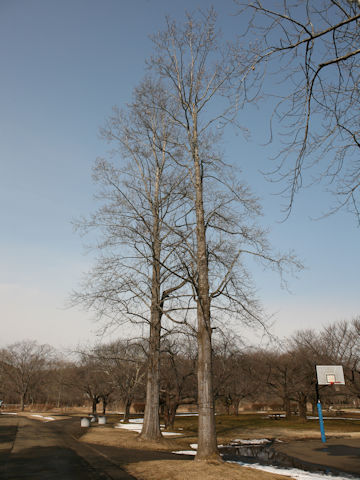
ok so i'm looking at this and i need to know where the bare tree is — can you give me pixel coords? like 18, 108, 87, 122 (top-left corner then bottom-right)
0, 341, 53, 411
322, 318, 360, 399
147, 8, 301, 460
73, 78, 188, 440
288, 331, 328, 420
261, 349, 299, 418
160, 334, 197, 429
74, 352, 114, 415
93, 340, 146, 423
238, 0, 360, 221
48, 358, 80, 409
212, 336, 259, 415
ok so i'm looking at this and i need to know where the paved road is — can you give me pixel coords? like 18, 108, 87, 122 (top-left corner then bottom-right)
0, 415, 136, 479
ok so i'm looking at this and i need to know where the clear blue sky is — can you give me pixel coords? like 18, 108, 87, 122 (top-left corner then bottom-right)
1, 0, 359, 350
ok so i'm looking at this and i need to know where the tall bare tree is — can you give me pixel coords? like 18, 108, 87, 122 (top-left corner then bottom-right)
238, 0, 360, 221
147, 9, 301, 460
73, 78, 188, 440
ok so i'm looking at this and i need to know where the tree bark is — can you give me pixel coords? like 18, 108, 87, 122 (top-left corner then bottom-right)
298, 394, 308, 422
92, 396, 99, 415
163, 394, 179, 430
192, 114, 219, 461
141, 317, 162, 440
20, 393, 25, 412
123, 397, 132, 423
284, 396, 292, 419
102, 396, 107, 415
140, 163, 163, 441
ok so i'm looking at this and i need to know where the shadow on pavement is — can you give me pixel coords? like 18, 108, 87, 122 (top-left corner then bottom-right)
315, 444, 360, 459
0, 445, 106, 480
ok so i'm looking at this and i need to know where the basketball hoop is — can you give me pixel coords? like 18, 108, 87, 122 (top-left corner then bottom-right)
316, 367, 345, 386
315, 365, 345, 444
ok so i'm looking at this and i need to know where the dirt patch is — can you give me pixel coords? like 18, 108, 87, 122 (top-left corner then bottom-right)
125, 460, 293, 480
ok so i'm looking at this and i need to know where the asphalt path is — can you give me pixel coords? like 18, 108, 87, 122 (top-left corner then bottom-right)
273, 437, 360, 477
0, 414, 137, 479
0, 414, 190, 480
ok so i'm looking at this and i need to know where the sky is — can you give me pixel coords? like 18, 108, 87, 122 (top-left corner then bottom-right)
1, 0, 359, 352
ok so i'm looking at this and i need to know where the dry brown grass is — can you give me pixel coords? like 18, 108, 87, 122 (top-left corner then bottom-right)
229, 426, 360, 440
81, 427, 295, 480
79, 422, 360, 454
125, 460, 293, 480
79, 426, 194, 451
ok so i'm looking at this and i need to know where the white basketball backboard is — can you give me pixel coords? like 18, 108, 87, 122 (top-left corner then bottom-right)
316, 365, 345, 385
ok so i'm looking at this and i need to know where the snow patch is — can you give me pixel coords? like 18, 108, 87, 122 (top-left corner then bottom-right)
114, 423, 142, 432
175, 413, 198, 417
30, 414, 55, 421
230, 438, 271, 445
228, 460, 358, 480
307, 416, 360, 421
114, 419, 183, 436
172, 450, 197, 456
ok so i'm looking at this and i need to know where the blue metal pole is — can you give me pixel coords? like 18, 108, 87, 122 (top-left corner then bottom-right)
317, 400, 326, 443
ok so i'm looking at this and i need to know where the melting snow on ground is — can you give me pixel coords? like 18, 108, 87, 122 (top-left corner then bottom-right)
173, 450, 197, 455
230, 438, 271, 445
229, 461, 358, 480
307, 416, 360, 421
30, 414, 55, 421
114, 418, 183, 436
173, 443, 358, 480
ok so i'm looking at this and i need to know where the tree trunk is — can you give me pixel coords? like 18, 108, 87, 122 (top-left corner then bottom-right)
140, 163, 163, 441
92, 396, 98, 415
284, 396, 292, 419
20, 393, 25, 412
163, 395, 179, 430
102, 396, 107, 415
298, 394, 307, 422
192, 116, 219, 461
141, 319, 162, 440
57, 387, 62, 408
197, 320, 218, 460
123, 398, 132, 423
167, 402, 178, 430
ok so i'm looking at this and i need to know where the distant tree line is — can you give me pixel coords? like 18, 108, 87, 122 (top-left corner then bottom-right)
1, 318, 359, 422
